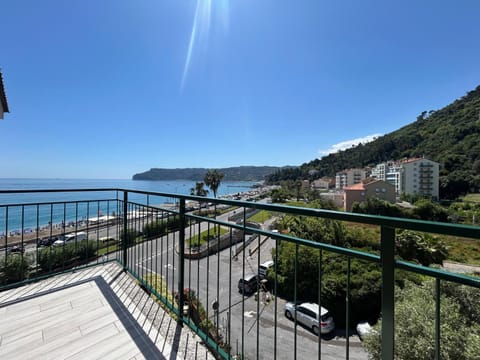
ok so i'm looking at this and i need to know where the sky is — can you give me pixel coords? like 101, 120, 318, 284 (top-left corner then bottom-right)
1, 0, 480, 179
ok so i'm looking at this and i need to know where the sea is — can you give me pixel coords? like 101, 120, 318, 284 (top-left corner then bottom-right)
0, 178, 259, 235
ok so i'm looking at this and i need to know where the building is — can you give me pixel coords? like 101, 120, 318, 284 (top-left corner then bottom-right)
371, 158, 439, 200
311, 177, 333, 191
335, 168, 368, 190
371, 161, 403, 195
401, 157, 440, 200
0, 70, 9, 119
344, 179, 396, 211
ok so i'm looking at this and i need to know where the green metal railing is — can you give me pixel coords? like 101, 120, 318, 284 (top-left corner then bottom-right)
1, 188, 479, 360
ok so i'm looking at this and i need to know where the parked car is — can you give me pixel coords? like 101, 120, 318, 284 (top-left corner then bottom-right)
259, 260, 274, 279
53, 232, 87, 246
238, 274, 259, 295
99, 236, 116, 242
38, 236, 61, 247
7, 245, 24, 253
284, 302, 335, 335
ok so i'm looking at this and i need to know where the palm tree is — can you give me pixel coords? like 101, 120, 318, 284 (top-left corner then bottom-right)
204, 169, 224, 198
190, 182, 209, 197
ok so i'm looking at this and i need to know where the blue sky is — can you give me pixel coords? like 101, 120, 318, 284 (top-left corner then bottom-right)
1, 0, 479, 179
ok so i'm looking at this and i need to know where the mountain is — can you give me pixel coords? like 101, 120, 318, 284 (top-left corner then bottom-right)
132, 166, 288, 182
266, 85, 480, 199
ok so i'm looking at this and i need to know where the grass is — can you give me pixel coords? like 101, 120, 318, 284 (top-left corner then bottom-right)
96, 243, 120, 256
187, 226, 228, 247
248, 210, 272, 223
443, 236, 480, 265
463, 193, 480, 203
345, 222, 480, 265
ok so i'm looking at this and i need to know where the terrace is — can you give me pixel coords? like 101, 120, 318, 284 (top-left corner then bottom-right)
1, 188, 480, 359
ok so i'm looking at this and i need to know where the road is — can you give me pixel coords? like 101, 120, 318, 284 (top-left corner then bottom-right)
130, 217, 368, 359
19, 205, 368, 360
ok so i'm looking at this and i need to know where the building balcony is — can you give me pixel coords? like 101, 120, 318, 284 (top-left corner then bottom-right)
1, 189, 479, 359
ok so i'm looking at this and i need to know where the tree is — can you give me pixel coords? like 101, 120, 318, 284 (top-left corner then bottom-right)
190, 181, 209, 197
295, 180, 303, 201
204, 170, 224, 198
190, 182, 209, 214
411, 199, 450, 222
395, 230, 448, 266
363, 280, 480, 360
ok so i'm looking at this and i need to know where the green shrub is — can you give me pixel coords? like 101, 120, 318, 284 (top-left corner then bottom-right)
37, 241, 97, 272
363, 280, 478, 360
1, 254, 30, 284
120, 229, 139, 247
143, 220, 167, 238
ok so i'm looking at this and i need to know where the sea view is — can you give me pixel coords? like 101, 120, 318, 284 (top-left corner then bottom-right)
0, 178, 259, 234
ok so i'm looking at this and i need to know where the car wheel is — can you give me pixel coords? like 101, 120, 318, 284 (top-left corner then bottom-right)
312, 325, 319, 335
285, 310, 293, 320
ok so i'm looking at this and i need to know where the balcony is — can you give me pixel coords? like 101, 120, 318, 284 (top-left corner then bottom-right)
1, 189, 480, 360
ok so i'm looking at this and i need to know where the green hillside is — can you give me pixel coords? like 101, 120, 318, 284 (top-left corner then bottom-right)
266, 85, 480, 199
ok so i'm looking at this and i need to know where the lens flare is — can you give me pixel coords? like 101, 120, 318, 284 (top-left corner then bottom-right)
181, 0, 229, 91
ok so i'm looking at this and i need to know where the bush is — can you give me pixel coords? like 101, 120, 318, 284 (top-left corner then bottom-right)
143, 216, 181, 239
143, 221, 167, 238
271, 241, 383, 327
411, 199, 450, 222
37, 241, 97, 272
1, 254, 30, 284
363, 280, 478, 360
120, 229, 139, 247
395, 230, 448, 266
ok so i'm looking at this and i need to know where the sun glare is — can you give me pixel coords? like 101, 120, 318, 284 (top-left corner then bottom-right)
181, 0, 230, 91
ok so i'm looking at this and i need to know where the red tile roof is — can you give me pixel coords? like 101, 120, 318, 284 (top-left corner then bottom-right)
344, 183, 365, 190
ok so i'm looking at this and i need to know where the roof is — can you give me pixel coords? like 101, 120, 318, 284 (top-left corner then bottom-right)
300, 302, 329, 316
344, 183, 365, 191
401, 157, 424, 164
0, 70, 9, 115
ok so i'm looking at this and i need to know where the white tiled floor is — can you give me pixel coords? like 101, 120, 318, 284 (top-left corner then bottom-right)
0, 263, 212, 360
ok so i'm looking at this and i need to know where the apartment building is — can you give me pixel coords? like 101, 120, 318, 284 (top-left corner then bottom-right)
371, 161, 403, 195
401, 158, 440, 200
335, 168, 368, 190
371, 158, 440, 200
311, 177, 333, 191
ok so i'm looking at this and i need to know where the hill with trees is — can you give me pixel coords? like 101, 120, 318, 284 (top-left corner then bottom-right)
266, 85, 480, 199
132, 166, 288, 182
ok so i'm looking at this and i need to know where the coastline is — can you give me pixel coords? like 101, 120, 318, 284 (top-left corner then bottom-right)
0, 184, 274, 247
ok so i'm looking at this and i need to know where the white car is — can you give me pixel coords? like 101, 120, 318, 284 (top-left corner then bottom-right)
284, 302, 335, 335
53, 232, 88, 246
259, 260, 274, 278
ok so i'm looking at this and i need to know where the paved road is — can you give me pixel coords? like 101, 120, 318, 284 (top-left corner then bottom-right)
132, 224, 368, 359
19, 205, 368, 360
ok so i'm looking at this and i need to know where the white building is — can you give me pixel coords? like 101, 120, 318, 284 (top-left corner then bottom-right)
335, 168, 368, 190
401, 158, 440, 200
311, 178, 333, 191
371, 161, 403, 195
372, 158, 440, 200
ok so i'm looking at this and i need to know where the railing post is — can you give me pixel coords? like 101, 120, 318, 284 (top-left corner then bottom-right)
123, 191, 128, 271
381, 226, 395, 360
177, 198, 186, 326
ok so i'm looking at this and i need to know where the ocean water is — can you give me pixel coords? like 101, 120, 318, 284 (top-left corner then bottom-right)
0, 178, 259, 234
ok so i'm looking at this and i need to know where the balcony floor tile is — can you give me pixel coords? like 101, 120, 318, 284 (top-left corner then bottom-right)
0, 262, 213, 359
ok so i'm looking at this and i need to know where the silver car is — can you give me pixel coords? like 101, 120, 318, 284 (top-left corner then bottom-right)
284, 302, 335, 335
